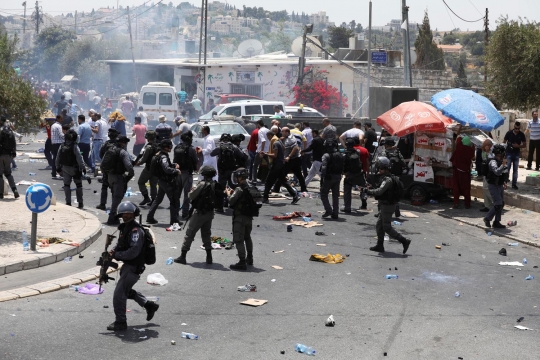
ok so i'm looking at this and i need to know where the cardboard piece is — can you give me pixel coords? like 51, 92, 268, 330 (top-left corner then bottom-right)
29, 153, 46, 159
316, 244, 326, 246
273, 250, 285, 253
286, 219, 323, 228
271, 265, 283, 270
400, 211, 418, 218
241, 298, 268, 307
356, 209, 373, 213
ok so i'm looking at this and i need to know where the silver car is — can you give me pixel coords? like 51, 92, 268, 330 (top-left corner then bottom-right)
190, 120, 251, 149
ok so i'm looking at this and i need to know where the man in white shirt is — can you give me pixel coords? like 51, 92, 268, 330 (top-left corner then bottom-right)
87, 89, 96, 109
190, 95, 202, 119
196, 125, 218, 180
252, 120, 269, 183
526, 110, 540, 171
63, 90, 72, 101
136, 106, 148, 127
91, 114, 109, 163
301, 121, 313, 177
339, 120, 364, 147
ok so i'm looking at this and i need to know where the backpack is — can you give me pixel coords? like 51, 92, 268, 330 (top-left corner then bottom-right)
0, 125, 16, 152
240, 185, 263, 217
173, 143, 192, 171
141, 225, 156, 265
219, 142, 237, 171
59, 143, 77, 167
100, 147, 124, 174
235, 147, 249, 169
193, 181, 216, 213
150, 154, 166, 178
144, 143, 159, 168
328, 152, 345, 175
390, 174, 405, 203
345, 149, 363, 175
387, 150, 403, 176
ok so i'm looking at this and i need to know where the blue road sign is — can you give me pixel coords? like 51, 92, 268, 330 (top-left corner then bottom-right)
26, 183, 53, 213
371, 51, 388, 64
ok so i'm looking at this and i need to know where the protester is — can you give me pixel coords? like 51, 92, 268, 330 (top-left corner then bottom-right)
131, 117, 147, 157
526, 110, 540, 171
450, 125, 475, 209
479, 139, 494, 212
320, 118, 336, 140
504, 121, 526, 190
76, 115, 94, 172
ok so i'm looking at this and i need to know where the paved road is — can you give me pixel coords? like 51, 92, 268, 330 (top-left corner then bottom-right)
2, 134, 540, 359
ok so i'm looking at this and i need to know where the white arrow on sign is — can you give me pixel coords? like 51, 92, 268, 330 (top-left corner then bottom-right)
37, 195, 51, 211
27, 191, 35, 209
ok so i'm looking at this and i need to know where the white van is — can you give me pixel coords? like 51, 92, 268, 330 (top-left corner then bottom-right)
139, 82, 178, 125
199, 100, 286, 121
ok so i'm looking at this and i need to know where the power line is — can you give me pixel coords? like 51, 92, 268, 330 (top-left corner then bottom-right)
443, 3, 457, 30
467, 0, 483, 16
441, 0, 485, 23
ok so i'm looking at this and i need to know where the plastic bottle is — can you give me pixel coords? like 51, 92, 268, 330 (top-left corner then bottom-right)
166, 257, 174, 265
295, 343, 316, 356
393, 221, 402, 225
22, 230, 29, 251
63, 256, 72, 263
384, 235, 390, 241
28, 172, 36, 176
523, 258, 528, 265
181, 332, 199, 340
508, 242, 519, 246
237, 284, 257, 292
525, 275, 534, 280
146, 296, 160, 302
455, 291, 460, 297
69, 285, 79, 291
127, 187, 132, 193
429, 199, 438, 204
385, 274, 399, 279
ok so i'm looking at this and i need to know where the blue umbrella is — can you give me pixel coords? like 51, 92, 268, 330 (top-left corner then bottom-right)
431, 89, 504, 132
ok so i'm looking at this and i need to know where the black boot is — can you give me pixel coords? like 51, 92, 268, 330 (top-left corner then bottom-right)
144, 300, 159, 321
246, 252, 253, 265
107, 321, 127, 331
369, 239, 385, 253
230, 258, 247, 270
12, 188, 19, 198
399, 236, 411, 254
206, 249, 213, 264
174, 250, 187, 264
96, 203, 106, 210
139, 196, 151, 206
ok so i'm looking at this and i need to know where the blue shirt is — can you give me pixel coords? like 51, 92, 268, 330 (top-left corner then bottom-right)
77, 122, 92, 144
111, 120, 127, 137
178, 91, 187, 102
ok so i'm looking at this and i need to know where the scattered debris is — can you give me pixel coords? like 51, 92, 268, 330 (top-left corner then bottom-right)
517, 317, 524, 323
77, 283, 104, 295
134, 328, 147, 332
499, 248, 507, 256
103, 305, 109, 308
171, 340, 176, 345
309, 253, 345, 264
515, 325, 533, 330
435, 245, 441, 249
273, 250, 285, 253
441, 243, 450, 246
525, 275, 535, 280
315, 231, 326, 236
271, 279, 276, 282
316, 244, 326, 246
325, 315, 335, 327
400, 211, 418, 218
285, 219, 323, 228
499, 261, 524, 267
146, 273, 169, 286
240, 298, 268, 307
271, 265, 283, 270
508, 242, 519, 246
385, 275, 398, 279
507, 220, 517, 226
273, 211, 312, 220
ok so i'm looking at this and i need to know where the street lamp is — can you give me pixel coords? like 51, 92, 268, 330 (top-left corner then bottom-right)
297, 23, 314, 86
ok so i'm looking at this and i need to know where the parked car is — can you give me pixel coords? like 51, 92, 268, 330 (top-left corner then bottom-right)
214, 94, 261, 105
190, 120, 251, 149
199, 100, 286, 121
285, 106, 325, 117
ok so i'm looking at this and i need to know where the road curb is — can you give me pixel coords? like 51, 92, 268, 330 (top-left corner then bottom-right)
435, 212, 540, 249
0, 265, 122, 303
0, 212, 103, 276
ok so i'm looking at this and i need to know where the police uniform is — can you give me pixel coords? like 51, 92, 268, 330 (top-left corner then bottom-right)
146, 150, 181, 225
137, 141, 159, 205
342, 146, 366, 212
97, 132, 118, 210
484, 151, 509, 227
210, 138, 245, 212
173, 135, 198, 219
367, 170, 411, 254
320, 148, 343, 218
155, 122, 172, 141
107, 143, 134, 224
56, 135, 85, 207
228, 181, 254, 269
0, 122, 18, 198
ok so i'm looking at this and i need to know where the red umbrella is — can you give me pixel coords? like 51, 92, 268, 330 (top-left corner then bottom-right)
376, 101, 453, 137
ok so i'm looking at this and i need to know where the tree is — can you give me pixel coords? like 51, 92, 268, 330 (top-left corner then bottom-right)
413, 11, 445, 70
453, 61, 470, 88
327, 26, 354, 49
470, 43, 484, 56
289, 79, 347, 116
0, 33, 46, 131
487, 17, 540, 110
441, 33, 457, 45
354, 23, 363, 33
349, 20, 356, 31
266, 23, 292, 53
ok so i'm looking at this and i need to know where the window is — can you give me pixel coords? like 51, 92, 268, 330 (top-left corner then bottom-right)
191, 124, 202, 138
262, 105, 279, 115
229, 84, 262, 98
159, 93, 173, 106
210, 123, 248, 135
223, 106, 241, 117
245, 105, 262, 115
142, 92, 156, 105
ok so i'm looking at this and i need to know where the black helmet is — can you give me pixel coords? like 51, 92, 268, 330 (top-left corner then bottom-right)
145, 130, 156, 140
160, 139, 173, 149
492, 144, 506, 155
231, 167, 249, 185
383, 138, 396, 147
345, 137, 359, 148
377, 156, 391, 170
199, 165, 217, 179
323, 139, 338, 152
108, 128, 120, 139
116, 201, 140, 218
220, 133, 232, 142
180, 130, 193, 143
116, 135, 130, 144
231, 134, 245, 143
65, 129, 78, 142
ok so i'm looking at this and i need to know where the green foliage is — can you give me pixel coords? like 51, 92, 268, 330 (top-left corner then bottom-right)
470, 43, 484, 56
413, 11, 445, 70
0, 31, 20, 70
460, 31, 484, 47
441, 33, 457, 45
241, 6, 287, 22
453, 61, 470, 88
327, 25, 353, 49
487, 17, 540, 110
265, 23, 292, 53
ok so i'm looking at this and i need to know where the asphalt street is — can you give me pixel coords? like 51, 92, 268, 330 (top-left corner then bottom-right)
2, 133, 540, 360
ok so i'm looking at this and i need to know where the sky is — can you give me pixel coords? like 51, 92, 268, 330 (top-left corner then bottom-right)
0, 0, 538, 32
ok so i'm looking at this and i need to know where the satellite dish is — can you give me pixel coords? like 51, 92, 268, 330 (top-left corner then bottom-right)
291, 36, 322, 57
232, 50, 241, 58
237, 39, 264, 57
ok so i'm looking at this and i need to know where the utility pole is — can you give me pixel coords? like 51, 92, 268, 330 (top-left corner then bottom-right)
404, 3, 412, 87
401, 0, 409, 86
367, 0, 372, 119
22, 2, 27, 48
198, 0, 208, 106
127, 6, 138, 92
74, 10, 77, 36
484, 8, 489, 87
34, 1, 40, 34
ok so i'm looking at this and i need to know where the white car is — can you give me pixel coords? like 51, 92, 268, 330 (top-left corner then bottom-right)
190, 120, 251, 149
285, 106, 325, 117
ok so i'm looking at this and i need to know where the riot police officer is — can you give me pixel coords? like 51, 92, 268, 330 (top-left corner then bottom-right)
106, 135, 134, 225
136, 130, 159, 206
320, 139, 343, 219
146, 139, 181, 228
97, 128, 120, 211
341, 137, 366, 213
175, 166, 217, 265
107, 201, 159, 331
56, 129, 86, 208
173, 131, 198, 219
231, 133, 249, 169
366, 157, 411, 254
483, 144, 509, 229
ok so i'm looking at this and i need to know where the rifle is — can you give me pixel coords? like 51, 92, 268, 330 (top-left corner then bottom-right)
96, 232, 119, 291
